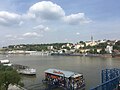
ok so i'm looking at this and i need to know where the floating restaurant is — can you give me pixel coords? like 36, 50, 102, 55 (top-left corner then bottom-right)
43, 68, 85, 90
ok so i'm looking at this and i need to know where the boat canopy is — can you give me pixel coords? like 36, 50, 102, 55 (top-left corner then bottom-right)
44, 68, 83, 78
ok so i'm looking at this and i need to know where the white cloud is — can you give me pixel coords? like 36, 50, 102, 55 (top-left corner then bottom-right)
27, 1, 91, 25
0, 11, 21, 26
76, 32, 80, 35
22, 13, 35, 21
0, 1, 91, 27
5, 34, 24, 40
23, 32, 40, 37
28, 1, 65, 20
64, 13, 92, 25
33, 25, 49, 32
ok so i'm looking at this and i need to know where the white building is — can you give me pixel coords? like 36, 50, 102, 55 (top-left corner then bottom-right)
105, 45, 113, 54
62, 43, 73, 49
47, 46, 54, 50
74, 44, 84, 49
85, 41, 98, 46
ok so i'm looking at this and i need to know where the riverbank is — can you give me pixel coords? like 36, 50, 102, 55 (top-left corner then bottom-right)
51, 53, 112, 58
0, 52, 113, 58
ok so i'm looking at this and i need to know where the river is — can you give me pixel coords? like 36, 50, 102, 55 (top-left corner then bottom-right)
0, 55, 120, 90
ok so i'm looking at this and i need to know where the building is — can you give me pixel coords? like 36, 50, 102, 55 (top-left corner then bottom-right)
105, 45, 113, 54
47, 46, 54, 50
62, 43, 73, 49
74, 44, 85, 49
79, 49, 90, 53
85, 41, 98, 46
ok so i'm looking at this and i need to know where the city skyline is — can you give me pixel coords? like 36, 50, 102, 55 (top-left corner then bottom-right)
0, 0, 120, 46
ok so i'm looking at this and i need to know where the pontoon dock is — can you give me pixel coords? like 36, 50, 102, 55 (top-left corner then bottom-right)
43, 68, 85, 90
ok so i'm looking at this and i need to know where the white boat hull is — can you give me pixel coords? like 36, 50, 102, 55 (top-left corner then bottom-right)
17, 68, 36, 75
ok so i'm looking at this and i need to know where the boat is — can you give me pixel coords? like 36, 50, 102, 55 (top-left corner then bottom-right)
112, 53, 120, 58
17, 68, 36, 75
42, 68, 85, 90
112, 50, 120, 58
13, 64, 36, 75
0, 59, 12, 66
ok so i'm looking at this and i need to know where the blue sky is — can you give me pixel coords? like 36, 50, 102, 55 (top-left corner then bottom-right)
0, 0, 120, 46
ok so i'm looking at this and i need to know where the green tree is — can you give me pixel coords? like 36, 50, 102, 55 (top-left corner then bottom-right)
100, 48, 107, 54
96, 42, 107, 48
0, 65, 21, 90
62, 46, 70, 50
113, 41, 120, 50
89, 49, 94, 54
94, 49, 98, 54
79, 41, 86, 47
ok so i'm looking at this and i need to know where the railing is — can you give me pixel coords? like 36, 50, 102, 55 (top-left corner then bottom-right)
90, 75, 120, 90
90, 68, 120, 90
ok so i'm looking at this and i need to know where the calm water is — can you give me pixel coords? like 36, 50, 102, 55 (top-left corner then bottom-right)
0, 55, 120, 90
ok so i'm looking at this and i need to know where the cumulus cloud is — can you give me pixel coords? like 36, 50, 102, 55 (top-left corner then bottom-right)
23, 32, 40, 37
0, 11, 21, 26
0, 1, 91, 27
28, 1, 65, 20
33, 25, 49, 32
27, 1, 91, 25
64, 13, 92, 25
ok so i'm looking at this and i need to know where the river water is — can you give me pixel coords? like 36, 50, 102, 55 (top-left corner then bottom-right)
0, 55, 120, 90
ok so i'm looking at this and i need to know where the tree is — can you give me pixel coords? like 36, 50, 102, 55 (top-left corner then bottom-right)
0, 65, 21, 90
79, 41, 86, 47
100, 48, 107, 54
62, 46, 70, 50
96, 42, 107, 48
94, 49, 98, 54
89, 49, 94, 54
113, 41, 120, 50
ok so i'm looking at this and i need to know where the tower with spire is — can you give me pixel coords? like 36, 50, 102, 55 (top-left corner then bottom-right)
91, 36, 94, 43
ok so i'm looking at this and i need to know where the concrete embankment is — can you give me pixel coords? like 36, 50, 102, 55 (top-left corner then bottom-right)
51, 53, 112, 58
85, 54, 112, 58
8, 85, 27, 90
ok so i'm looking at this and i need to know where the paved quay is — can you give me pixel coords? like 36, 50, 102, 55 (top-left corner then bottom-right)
8, 85, 27, 90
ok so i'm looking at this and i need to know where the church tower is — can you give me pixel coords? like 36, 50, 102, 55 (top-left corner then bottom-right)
91, 36, 93, 42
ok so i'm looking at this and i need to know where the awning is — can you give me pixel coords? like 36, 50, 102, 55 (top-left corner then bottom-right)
44, 68, 82, 78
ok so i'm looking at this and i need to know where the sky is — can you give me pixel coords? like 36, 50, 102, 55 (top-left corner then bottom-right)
0, 0, 120, 46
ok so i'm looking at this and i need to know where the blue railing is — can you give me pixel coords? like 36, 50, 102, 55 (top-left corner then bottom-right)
90, 68, 120, 90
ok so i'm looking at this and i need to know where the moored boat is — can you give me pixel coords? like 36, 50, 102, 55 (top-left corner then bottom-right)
13, 64, 36, 75
17, 68, 36, 75
43, 68, 85, 90
0, 59, 12, 66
